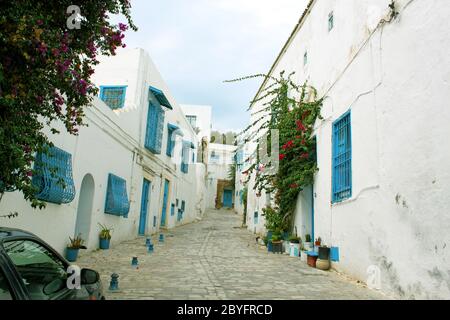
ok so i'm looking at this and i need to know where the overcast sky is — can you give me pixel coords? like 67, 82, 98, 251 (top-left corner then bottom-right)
121, 0, 308, 132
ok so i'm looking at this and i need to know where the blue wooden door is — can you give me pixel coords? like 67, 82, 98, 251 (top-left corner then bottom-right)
139, 179, 151, 236
160, 179, 169, 227
223, 190, 233, 208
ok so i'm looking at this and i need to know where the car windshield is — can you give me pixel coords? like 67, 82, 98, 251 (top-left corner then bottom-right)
4, 240, 67, 300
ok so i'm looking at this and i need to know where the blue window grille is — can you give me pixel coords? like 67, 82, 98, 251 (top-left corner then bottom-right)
99, 86, 127, 110
181, 141, 190, 174
254, 212, 259, 224
149, 86, 173, 109
32, 146, 76, 204
236, 149, 244, 171
171, 204, 175, 216
145, 102, 165, 154
105, 173, 130, 217
239, 190, 244, 205
166, 123, 183, 157
332, 111, 352, 203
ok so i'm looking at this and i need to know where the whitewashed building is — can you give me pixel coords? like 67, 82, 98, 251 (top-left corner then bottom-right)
0, 48, 207, 255
206, 143, 237, 210
242, 0, 450, 299
180, 104, 212, 144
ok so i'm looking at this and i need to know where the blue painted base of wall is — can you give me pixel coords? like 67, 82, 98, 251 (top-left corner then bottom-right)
330, 247, 340, 262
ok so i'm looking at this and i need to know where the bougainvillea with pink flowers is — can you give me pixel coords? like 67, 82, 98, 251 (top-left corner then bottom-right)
227, 72, 323, 231
0, 1, 136, 208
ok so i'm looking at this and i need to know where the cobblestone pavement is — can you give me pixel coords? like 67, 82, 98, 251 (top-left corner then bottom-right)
78, 209, 386, 300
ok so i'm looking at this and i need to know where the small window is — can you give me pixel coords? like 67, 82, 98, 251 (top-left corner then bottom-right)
254, 212, 259, 224
100, 86, 127, 110
304, 51, 308, 66
105, 173, 130, 217
332, 111, 352, 203
328, 11, 334, 31
186, 115, 197, 128
181, 141, 190, 174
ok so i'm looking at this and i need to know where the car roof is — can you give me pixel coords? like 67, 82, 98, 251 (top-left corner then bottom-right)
0, 227, 36, 241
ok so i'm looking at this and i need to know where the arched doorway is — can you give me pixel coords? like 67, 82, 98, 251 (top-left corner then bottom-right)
74, 174, 95, 245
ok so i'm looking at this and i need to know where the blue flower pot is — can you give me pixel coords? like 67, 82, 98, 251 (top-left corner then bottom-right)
267, 241, 273, 252
66, 248, 79, 262
99, 238, 110, 250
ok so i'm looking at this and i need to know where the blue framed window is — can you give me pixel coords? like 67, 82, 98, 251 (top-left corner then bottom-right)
304, 51, 308, 66
99, 86, 127, 110
32, 146, 76, 204
166, 123, 183, 157
181, 141, 191, 174
171, 204, 175, 216
105, 173, 130, 217
236, 149, 244, 171
254, 211, 259, 224
149, 86, 173, 109
332, 111, 352, 203
145, 102, 165, 154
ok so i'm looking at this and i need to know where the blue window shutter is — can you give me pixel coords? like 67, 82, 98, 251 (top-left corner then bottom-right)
155, 106, 165, 153
181, 141, 190, 173
32, 146, 76, 204
145, 103, 165, 154
105, 173, 130, 217
332, 111, 352, 203
166, 128, 174, 157
99, 86, 127, 109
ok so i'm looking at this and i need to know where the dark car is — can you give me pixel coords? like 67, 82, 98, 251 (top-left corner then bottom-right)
0, 227, 105, 300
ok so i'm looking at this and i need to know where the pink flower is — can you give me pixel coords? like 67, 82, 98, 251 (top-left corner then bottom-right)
296, 120, 306, 132
118, 23, 128, 32
300, 152, 309, 160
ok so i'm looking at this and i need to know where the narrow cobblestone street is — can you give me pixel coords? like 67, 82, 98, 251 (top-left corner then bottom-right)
78, 209, 385, 300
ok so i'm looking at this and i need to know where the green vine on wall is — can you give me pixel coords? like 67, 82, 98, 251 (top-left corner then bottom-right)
226, 71, 323, 232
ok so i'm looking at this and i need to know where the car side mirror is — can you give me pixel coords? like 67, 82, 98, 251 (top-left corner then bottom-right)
80, 268, 100, 285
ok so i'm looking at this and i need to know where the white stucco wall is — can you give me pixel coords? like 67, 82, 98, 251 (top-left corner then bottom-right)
0, 48, 206, 257
243, 0, 450, 299
180, 104, 212, 143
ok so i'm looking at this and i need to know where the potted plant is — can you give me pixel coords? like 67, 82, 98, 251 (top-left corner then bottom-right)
66, 234, 87, 262
99, 223, 113, 250
271, 232, 283, 254
315, 237, 322, 246
304, 234, 313, 251
314, 236, 322, 252
288, 235, 301, 257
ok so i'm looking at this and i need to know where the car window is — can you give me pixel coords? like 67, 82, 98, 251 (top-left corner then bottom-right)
4, 240, 68, 300
0, 268, 13, 300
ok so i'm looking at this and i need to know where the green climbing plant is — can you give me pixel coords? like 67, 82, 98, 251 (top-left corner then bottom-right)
226, 71, 323, 232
